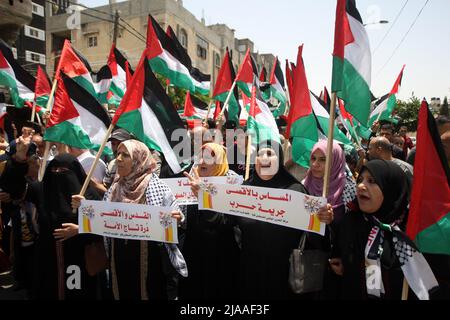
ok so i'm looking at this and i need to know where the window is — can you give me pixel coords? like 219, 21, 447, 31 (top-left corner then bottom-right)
215, 53, 221, 68
11, 48, 17, 59
25, 50, 46, 65
24, 25, 45, 41
179, 28, 188, 49
87, 36, 97, 48
32, 2, 45, 17
196, 35, 208, 60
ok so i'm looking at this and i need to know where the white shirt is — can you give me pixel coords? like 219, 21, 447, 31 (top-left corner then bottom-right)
77, 150, 107, 183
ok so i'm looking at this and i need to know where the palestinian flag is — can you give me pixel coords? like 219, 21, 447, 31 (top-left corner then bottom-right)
0, 40, 35, 108
238, 94, 251, 127
369, 65, 405, 125
166, 25, 211, 95
332, 0, 372, 126
125, 61, 133, 88
270, 57, 287, 118
407, 100, 450, 255
34, 65, 52, 114
182, 91, 213, 120
212, 49, 240, 124
311, 92, 352, 146
338, 98, 359, 143
93, 65, 112, 105
259, 67, 267, 82
56, 40, 97, 100
45, 72, 112, 156
285, 59, 294, 106
247, 84, 280, 144
146, 15, 210, 96
286, 45, 318, 168
236, 49, 259, 97
112, 52, 187, 174
107, 45, 133, 106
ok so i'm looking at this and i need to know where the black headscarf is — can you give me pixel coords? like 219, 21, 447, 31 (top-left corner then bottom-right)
43, 154, 100, 229
245, 140, 305, 192
360, 160, 410, 224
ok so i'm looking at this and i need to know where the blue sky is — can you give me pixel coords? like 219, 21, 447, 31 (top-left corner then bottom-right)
80, 0, 450, 101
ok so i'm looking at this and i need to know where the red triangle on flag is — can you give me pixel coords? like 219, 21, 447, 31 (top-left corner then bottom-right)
46, 75, 79, 128
183, 91, 195, 117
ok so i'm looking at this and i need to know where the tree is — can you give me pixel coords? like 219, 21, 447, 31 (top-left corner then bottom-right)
394, 96, 421, 132
440, 96, 449, 117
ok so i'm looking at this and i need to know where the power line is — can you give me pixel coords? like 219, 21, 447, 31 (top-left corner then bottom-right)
373, 0, 409, 54
375, 0, 430, 78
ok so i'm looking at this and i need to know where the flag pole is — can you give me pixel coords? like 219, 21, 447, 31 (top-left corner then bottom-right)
38, 78, 58, 182
401, 278, 409, 300
77, 123, 115, 200
323, 92, 337, 198
217, 79, 237, 122
30, 101, 37, 123
244, 135, 252, 181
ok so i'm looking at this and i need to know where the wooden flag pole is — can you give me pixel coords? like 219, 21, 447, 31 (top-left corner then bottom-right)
401, 278, 409, 300
244, 135, 252, 181
38, 78, 58, 182
30, 101, 37, 123
322, 92, 337, 198
77, 123, 115, 200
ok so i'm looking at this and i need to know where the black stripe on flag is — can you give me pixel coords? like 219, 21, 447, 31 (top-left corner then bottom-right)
274, 60, 285, 88
114, 47, 134, 75
0, 39, 35, 92
346, 0, 363, 24
61, 72, 111, 129
425, 102, 450, 185
143, 59, 185, 150
94, 65, 112, 82
190, 94, 209, 110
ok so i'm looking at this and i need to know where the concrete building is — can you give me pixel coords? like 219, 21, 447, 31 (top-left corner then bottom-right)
12, 0, 48, 75
45, 0, 276, 87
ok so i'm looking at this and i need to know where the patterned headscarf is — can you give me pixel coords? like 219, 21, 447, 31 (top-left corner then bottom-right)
304, 140, 347, 208
200, 143, 229, 177
109, 140, 155, 203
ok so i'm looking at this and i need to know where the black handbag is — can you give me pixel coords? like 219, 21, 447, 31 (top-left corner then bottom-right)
289, 232, 329, 294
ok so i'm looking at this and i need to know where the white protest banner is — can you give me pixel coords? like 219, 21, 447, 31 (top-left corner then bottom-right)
78, 200, 178, 243
199, 184, 327, 235
162, 176, 244, 205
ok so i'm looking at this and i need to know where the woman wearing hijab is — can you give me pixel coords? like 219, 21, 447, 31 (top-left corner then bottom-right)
180, 143, 241, 300
329, 160, 437, 300
32, 154, 104, 300
303, 140, 356, 223
73, 140, 187, 300
238, 140, 333, 300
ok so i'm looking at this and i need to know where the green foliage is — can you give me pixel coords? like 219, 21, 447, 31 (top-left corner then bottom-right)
394, 96, 421, 132
440, 96, 449, 117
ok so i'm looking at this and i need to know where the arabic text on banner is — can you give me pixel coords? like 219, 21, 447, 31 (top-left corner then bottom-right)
199, 184, 327, 235
78, 200, 178, 243
162, 176, 244, 205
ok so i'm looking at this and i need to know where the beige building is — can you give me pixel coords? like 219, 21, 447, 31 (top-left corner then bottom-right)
45, 0, 275, 87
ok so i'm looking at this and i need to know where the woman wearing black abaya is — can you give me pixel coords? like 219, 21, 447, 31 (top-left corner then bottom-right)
238, 140, 333, 300
32, 154, 105, 300
329, 160, 437, 300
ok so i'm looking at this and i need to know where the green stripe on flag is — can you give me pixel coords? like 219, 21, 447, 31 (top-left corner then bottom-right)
149, 57, 194, 93
0, 70, 29, 108
415, 212, 450, 255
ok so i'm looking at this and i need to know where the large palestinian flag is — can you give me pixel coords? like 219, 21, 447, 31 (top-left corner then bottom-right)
107, 45, 133, 106
146, 15, 210, 96
45, 73, 112, 156
247, 84, 280, 144
369, 65, 405, 125
212, 49, 240, 124
56, 40, 97, 100
0, 40, 35, 108
270, 58, 287, 118
286, 45, 318, 168
112, 51, 188, 174
406, 100, 450, 255
332, 0, 372, 126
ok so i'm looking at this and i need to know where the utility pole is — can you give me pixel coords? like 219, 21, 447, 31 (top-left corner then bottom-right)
112, 9, 120, 45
